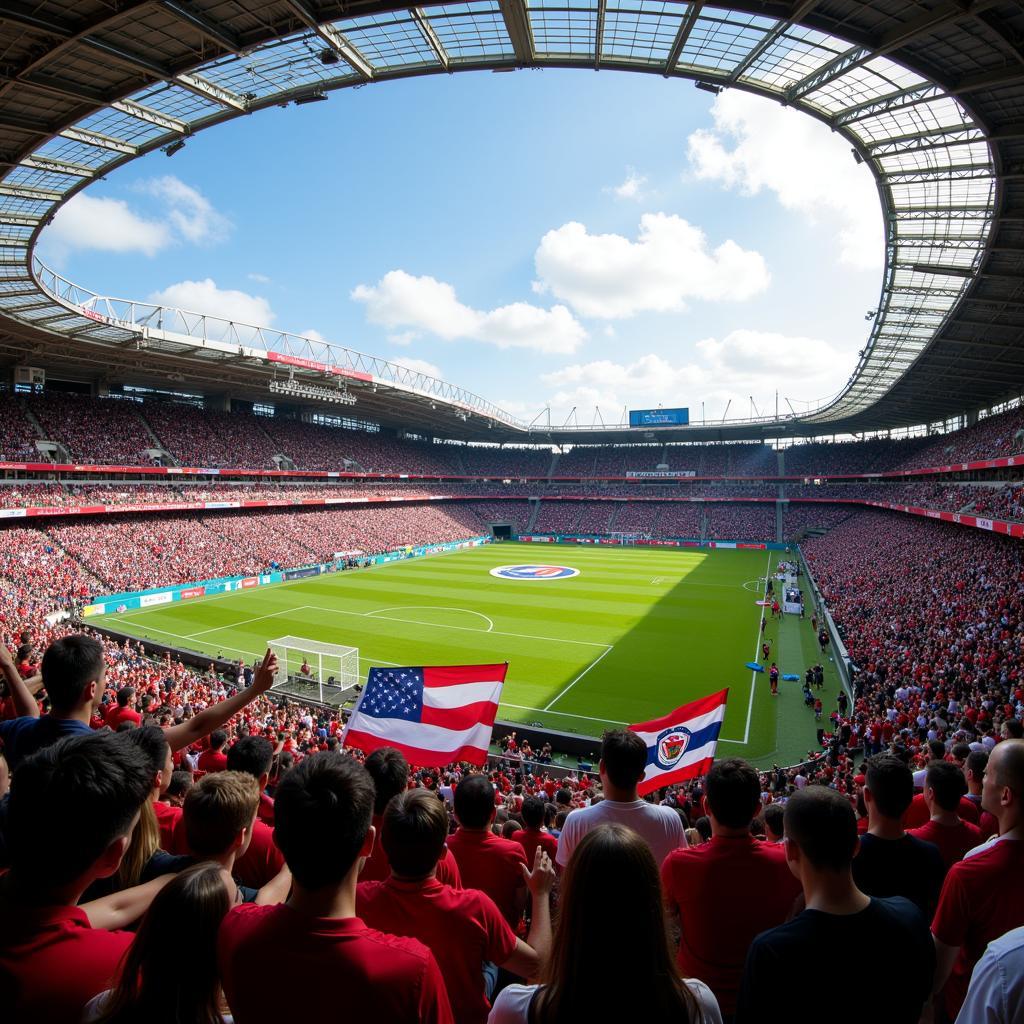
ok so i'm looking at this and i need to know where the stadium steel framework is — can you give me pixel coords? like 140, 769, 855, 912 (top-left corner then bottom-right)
0, 0, 1021, 443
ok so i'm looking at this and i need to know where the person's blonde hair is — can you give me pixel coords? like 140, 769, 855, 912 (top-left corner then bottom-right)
118, 799, 160, 887
184, 771, 260, 857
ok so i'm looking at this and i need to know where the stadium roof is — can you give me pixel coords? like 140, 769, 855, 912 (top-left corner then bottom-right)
0, 0, 1021, 444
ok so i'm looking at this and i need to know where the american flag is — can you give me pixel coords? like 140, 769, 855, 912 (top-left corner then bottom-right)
342, 663, 508, 767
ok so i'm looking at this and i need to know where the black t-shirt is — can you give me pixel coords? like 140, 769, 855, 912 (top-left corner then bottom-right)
737, 897, 934, 1024
851, 832, 945, 918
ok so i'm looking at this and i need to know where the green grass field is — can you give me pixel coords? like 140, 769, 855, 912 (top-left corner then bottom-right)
98, 542, 838, 767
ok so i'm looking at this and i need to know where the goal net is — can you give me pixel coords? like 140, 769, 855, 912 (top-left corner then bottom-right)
268, 636, 361, 707
610, 531, 650, 546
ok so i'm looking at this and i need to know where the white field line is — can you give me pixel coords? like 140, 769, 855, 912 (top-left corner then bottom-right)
543, 644, 615, 711
739, 549, 774, 746
190, 608, 301, 638
364, 605, 495, 632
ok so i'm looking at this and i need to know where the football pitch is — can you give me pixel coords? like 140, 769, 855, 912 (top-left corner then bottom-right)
99, 542, 834, 767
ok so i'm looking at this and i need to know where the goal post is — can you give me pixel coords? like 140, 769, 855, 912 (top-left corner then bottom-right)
267, 636, 361, 706
609, 531, 650, 546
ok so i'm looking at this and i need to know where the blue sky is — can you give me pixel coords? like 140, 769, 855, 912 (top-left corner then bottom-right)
39, 68, 882, 425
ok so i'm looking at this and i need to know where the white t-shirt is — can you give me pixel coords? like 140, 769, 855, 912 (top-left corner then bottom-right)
555, 798, 686, 869
83, 991, 233, 1023
488, 980, 722, 1023
954, 924, 1024, 1024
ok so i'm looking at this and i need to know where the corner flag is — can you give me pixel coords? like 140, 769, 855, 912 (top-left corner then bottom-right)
630, 689, 729, 796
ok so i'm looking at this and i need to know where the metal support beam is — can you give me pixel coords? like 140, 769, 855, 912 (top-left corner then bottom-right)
498, 0, 535, 66
0, 214, 39, 227
785, 45, 869, 102
60, 126, 138, 155
0, 183, 62, 202
19, 72, 108, 105
0, 111, 51, 135
833, 83, 944, 127
157, 0, 241, 52
0, 3, 74, 37
664, 1, 705, 76
175, 73, 248, 111
21, 155, 95, 177
283, 0, 375, 79
595, 0, 606, 71
955, 65, 1024, 93
412, 9, 450, 70
882, 162, 993, 184
79, 36, 175, 79
112, 99, 189, 134
729, 0, 821, 85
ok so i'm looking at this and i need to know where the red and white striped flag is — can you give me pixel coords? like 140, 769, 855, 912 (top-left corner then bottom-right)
342, 663, 508, 767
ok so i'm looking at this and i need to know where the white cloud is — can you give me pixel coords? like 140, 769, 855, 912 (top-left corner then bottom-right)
607, 167, 648, 201
300, 329, 327, 343
395, 356, 444, 380
139, 175, 230, 245
147, 278, 275, 328
45, 194, 169, 257
351, 270, 586, 354
248, 272, 272, 284
687, 91, 882, 270
540, 329, 857, 420
388, 331, 419, 346
533, 213, 770, 319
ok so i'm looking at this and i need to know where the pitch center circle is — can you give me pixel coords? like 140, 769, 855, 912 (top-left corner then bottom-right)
490, 564, 581, 580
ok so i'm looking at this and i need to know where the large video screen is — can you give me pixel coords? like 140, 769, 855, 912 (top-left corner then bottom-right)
628, 407, 690, 427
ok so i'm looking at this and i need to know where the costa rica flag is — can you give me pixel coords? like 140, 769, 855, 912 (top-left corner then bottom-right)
629, 689, 729, 796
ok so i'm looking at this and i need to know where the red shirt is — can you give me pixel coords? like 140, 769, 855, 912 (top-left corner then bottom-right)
904, 794, 979, 829
234, 819, 285, 889
661, 834, 802, 1015
510, 827, 558, 869
446, 829, 528, 926
103, 705, 141, 729
0, 904, 132, 1024
218, 904, 453, 1024
152, 800, 182, 852
907, 819, 982, 870
357, 876, 517, 1024
360, 814, 462, 887
932, 837, 1024, 1019
257, 792, 275, 826
197, 748, 228, 773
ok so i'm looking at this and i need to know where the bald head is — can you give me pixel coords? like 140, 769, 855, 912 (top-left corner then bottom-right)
991, 739, 1024, 792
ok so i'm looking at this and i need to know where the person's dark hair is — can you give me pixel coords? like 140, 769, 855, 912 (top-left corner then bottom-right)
927, 739, 945, 761
555, 788, 572, 807
521, 795, 545, 829
273, 752, 374, 888
694, 816, 712, 842
40, 634, 105, 712
925, 760, 968, 812
784, 787, 858, 872
363, 746, 409, 815
865, 754, 914, 819
116, 686, 135, 709
555, 809, 569, 830
125, 725, 169, 779
965, 750, 988, 779
184, 772, 260, 857
7, 732, 152, 885
1003, 719, 1024, 739
94, 862, 231, 1024
951, 742, 971, 762
454, 773, 496, 829
544, 802, 558, 828
226, 736, 274, 780
167, 770, 193, 800
600, 730, 647, 790
208, 729, 228, 751
382, 789, 449, 878
762, 802, 785, 839
705, 758, 761, 829
534, 824, 698, 1024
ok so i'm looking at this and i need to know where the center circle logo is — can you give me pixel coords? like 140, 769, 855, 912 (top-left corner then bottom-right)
655, 726, 693, 769
490, 564, 580, 580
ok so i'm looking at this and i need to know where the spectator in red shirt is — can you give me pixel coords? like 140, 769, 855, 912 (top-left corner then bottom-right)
0, 732, 171, 1024
447, 774, 528, 927
907, 761, 982, 871
82, 862, 234, 1023
964, 750, 999, 839
510, 796, 559, 869
661, 758, 801, 1018
361, 746, 461, 887
104, 687, 141, 730
218, 752, 454, 1023
358, 789, 553, 1024
227, 736, 276, 825
932, 739, 1024, 1020
197, 730, 229, 773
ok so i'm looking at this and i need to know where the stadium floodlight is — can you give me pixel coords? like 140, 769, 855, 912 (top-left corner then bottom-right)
695, 81, 722, 95
294, 89, 327, 105
162, 139, 186, 157
268, 378, 356, 404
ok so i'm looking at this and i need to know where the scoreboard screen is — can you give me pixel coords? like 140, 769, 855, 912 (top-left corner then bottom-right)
628, 407, 690, 427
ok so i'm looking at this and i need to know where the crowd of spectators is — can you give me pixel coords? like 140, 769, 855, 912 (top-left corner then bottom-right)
781, 503, 856, 539
705, 505, 777, 542
25, 394, 154, 465
972, 483, 1024, 522
0, 393, 40, 461
143, 404, 281, 469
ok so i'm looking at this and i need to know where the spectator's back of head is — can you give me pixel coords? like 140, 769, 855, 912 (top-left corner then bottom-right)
226, 736, 273, 781
555, 788, 572, 808
454, 773, 495, 829
8, 732, 151, 886
705, 758, 761, 829
382, 789, 448, 878
866, 754, 914, 819
989, 738, 1024, 796
273, 752, 375, 888
40, 634, 105, 713
208, 729, 228, 751
784, 787, 858, 873
364, 746, 409, 815
600, 730, 647, 791
116, 686, 135, 709
1002, 719, 1024, 740
965, 749, 988, 782
521, 795, 545, 830
762, 802, 785, 841
167, 770, 193, 802
184, 771, 260, 858
925, 760, 967, 812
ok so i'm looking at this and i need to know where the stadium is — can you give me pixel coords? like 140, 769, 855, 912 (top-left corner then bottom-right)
1, 2, 1023, 1022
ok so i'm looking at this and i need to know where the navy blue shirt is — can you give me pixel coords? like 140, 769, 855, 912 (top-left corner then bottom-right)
0, 715, 92, 771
